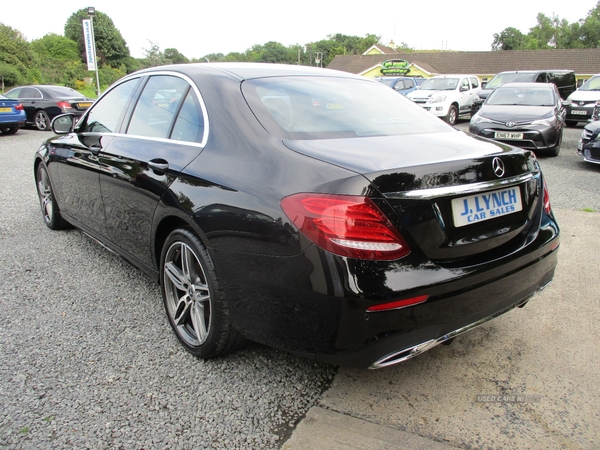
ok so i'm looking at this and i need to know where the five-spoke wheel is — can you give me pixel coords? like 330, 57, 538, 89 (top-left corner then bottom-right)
160, 228, 243, 358
36, 165, 68, 230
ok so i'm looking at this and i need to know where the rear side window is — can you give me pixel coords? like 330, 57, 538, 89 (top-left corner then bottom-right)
20, 87, 42, 99
127, 75, 204, 143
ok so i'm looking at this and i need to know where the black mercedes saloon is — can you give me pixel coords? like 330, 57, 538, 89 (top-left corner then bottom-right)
34, 63, 559, 369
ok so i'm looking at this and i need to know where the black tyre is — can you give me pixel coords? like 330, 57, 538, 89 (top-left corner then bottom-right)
565, 120, 578, 128
34, 110, 51, 131
445, 105, 458, 125
0, 126, 18, 135
36, 165, 70, 230
160, 228, 244, 358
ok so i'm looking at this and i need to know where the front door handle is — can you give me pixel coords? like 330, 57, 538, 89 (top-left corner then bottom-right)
148, 159, 169, 172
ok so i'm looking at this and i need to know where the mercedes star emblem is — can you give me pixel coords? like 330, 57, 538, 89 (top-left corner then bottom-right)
492, 157, 505, 178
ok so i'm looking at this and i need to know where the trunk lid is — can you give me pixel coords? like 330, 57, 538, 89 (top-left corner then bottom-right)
284, 131, 542, 263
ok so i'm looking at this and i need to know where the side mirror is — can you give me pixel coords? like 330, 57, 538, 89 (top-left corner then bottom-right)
51, 113, 75, 134
460, 85, 469, 92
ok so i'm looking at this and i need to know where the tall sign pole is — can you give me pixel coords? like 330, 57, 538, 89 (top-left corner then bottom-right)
82, 7, 101, 97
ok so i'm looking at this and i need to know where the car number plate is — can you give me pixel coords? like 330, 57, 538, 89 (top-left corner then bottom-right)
0, 107, 12, 113
571, 110, 587, 115
451, 186, 523, 227
494, 131, 523, 139
77, 102, 92, 108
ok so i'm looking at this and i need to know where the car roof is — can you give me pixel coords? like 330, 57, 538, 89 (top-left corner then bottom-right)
496, 82, 555, 89
133, 63, 363, 82
430, 74, 478, 78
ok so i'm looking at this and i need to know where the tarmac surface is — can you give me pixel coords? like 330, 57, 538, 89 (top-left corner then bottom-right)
282, 208, 600, 449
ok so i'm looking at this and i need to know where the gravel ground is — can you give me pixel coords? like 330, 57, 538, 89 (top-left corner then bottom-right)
0, 129, 335, 449
1, 122, 597, 449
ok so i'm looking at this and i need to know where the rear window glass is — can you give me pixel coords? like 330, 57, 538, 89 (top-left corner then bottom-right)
242, 77, 448, 140
486, 73, 536, 89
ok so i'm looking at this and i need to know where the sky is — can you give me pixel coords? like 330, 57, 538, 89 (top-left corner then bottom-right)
3, 1, 599, 59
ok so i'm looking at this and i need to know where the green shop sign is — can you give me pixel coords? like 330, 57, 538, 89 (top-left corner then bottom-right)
380, 59, 411, 75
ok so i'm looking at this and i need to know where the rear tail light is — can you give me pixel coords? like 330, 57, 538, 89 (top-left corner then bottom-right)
15, 103, 24, 111
281, 193, 410, 260
57, 101, 72, 111
542, 178, 551, 214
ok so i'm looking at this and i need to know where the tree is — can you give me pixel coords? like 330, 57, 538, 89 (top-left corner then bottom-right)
527, 13, 558, 48
492, 27, 526, 50
164, 48, 189, 64
64, 9, 130, 67
31, 34, 79, 60
308, 34, 381, 66
139, 41, 172, 68
0, 23, 35, 81
580, 0, 600, 47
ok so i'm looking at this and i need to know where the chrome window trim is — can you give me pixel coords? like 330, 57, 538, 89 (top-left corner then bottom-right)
80, 71, 209, 148
383, 172, 536, 200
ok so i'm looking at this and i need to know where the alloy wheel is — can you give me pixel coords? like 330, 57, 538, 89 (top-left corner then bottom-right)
163, 241, 211, 347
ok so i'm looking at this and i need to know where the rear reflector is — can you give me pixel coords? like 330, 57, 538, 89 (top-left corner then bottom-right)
281, 193, 410, 260
367, 295, 429, 312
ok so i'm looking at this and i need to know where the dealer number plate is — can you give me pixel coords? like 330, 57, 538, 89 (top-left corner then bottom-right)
451, 186, 523, 227
494, 131, 523, 139
0, 107, 12, 113
77, 102, 92, 108
571, 110, 587, 115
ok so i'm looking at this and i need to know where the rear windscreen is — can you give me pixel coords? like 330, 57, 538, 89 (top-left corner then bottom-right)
242, 77, 449, 140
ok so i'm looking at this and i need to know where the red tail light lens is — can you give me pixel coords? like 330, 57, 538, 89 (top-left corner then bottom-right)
15, 103, 24, 111
543, 178, 551, 215
281, 193, 410, 260
57, 101, 72, 110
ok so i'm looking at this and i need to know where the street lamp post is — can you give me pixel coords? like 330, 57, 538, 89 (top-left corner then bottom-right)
87, 7, 101, 97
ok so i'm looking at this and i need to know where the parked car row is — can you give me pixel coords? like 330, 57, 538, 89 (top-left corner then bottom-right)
2, 85, 93, 131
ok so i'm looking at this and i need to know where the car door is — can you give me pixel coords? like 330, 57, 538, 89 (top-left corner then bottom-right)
457, 77, 474, 113
13, 87, 42, 122
98, 74, 206, 268
52, 77, 141, 238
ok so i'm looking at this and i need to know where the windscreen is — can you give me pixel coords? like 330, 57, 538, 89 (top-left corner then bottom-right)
578, 76, 600, 91
419, 78, 459, 91
486, 73, 535, 89
486, 87, 555, 106
242, 77, 449, 140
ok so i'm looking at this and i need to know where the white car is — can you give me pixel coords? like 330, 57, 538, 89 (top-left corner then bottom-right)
566, 74, 600, 126
406, 75, 480, 125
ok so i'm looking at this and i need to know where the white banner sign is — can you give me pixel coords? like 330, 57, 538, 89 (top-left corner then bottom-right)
82, 19, 96, 71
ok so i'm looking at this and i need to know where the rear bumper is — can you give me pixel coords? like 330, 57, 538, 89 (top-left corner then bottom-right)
0, 119, 26, 128
330, 243, 557, 368
217, 213, 559, 368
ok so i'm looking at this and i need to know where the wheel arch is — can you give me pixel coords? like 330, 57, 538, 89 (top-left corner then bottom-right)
152, 213, 212, 281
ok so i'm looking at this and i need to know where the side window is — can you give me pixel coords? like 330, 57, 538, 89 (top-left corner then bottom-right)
536, 73, 548, 83
20, 88, 41, 99
127, 75, 189, 139
82, 78, 139, 133
5, 88, 21, 99
470, 77, 479, 89
460, 78, 469, 90
171, 89, 205, 143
